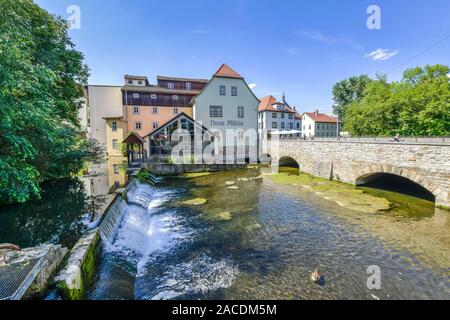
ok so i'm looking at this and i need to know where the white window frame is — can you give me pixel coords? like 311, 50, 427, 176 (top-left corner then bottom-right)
152, 107, 159, 115
186, 82, 192, 90
172, 95, 179, 100
231, 86, 237, 96
238, 106, 244, 118
167, 82, 175, 89
152, 121, 159, 129
133, 93, 140, 99
134, 122, 142, 131
112, 122, 117, 132
151, 94, 157, 100
219, 86, 226, 96
209, 105, 223, 118
173, 107, 179, 115
133, 106, 140, 114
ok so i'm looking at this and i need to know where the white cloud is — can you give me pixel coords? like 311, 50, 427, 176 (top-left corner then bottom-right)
248, 83, 257, 90
294, 30, 363, 50
281, 46, 303, 56
364, 48, 399, 61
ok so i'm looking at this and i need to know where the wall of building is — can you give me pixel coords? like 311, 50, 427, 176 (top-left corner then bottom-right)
124, 106, 193, 137
193, 77, 259, 148
105, 119, 127, 157
267, 140, 450, 208
87, 86, 123, 146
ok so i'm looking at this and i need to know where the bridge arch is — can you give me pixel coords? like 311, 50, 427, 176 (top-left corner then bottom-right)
279, 156, 300, 169
355, 165, 439, 201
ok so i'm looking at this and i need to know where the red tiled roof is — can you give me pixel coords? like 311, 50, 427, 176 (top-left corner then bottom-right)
258, 95, 298, 114
304, 111, 337, 123
213, 64, 243, 79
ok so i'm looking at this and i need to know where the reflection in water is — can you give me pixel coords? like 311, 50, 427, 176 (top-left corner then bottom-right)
0, 158, 127, 248
90, 168, 450, 300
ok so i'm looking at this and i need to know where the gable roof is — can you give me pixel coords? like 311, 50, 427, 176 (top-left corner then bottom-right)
213, 64, 243, 79
258, 95, 297, 113
144, 112, 211, 138
123, 131, 146, 144
303, 111, 337, 123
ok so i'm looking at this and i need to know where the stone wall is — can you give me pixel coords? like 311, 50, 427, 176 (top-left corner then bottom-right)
146, 163, 247, 175
267, 140, 450, 208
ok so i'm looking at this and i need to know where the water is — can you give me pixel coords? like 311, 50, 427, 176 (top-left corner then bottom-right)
89, 168, 450, 300
0, 161, 127, 249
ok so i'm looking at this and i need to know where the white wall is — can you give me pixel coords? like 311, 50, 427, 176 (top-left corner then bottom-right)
193, 77, 259, 148
88, 85, 123, 146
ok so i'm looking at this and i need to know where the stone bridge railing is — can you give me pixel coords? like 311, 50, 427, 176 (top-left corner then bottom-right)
265, 139, 450, 208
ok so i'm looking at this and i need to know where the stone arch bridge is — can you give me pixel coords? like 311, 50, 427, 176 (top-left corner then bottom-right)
265, 139, 450, 208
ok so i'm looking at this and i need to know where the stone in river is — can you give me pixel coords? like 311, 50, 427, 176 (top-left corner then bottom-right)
212, 211, 232, 221
183, 198, 207, 205
228, 186, 240, 190
225, 181, 236, 186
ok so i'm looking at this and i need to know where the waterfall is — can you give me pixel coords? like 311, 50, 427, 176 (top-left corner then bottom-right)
99, 196, 127, 241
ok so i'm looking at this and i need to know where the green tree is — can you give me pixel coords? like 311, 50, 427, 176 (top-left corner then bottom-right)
343, 64, 450, 137
0, 0, 102, 204
332, 75, 373, 121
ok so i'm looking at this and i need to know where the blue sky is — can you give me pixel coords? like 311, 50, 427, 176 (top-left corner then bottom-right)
36, 0, 450, 113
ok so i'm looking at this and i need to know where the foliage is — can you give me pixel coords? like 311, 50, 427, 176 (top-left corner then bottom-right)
0, 0, 102, 204
341, 65, 450, 137
332, 75, 373, 121
137, 168, 151, 182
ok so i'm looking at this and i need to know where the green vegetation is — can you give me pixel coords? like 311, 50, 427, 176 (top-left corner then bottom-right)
333, 64, 450, 136
0, 0, 102, 204
136, 168, 152, 182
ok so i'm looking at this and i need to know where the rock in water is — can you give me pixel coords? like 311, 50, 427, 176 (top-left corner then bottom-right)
183, 198, 207, 205
224, 181, 236, 186
227, 186, 240, 190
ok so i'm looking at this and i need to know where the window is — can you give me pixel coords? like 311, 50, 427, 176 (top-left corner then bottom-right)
238, 106, 244, 118
113, 164, 120, 174
289, 114, 293, 119
167, 82, 174, 89
152, 107, 158, 115
172, 95, 179, 100
272, 113, 277, 118
127, 80, 133, 84
173, 107, 179, 115
238, 130, 244, 140
138, 80, 143, 85
210, 105, 223, 117
152, 122, 159, 129
151, 94, 157, 100
297, 123, 300, 129
289, 123, 293, 129
281, 122, 285, 129
133, 93, 139, 99
135, 122, 142, 130
219, 86, 226, 96
309, 124, 311, 130
186, 82, 191, 90
231, 86, 237, 96
272, 122, 277, 129
112, 122, 117, 131
281, 113, 285, 119
133, 106, 140, 114
112, 139, 118, 149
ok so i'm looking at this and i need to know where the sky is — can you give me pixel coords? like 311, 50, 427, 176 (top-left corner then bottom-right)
35, 0, 450, 113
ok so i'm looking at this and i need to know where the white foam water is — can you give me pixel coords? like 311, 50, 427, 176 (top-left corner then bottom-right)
103, 183, 189, 273
137, 253, 239, 300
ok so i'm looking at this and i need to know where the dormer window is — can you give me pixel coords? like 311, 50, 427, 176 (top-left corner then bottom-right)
168, 82, 174, 89
172, 95, 178, 100
186, 82, 192, 90
151, 94, 157, 100
133, 93, 140, 99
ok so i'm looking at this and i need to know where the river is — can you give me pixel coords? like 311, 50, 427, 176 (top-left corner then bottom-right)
88, 167, 449, 300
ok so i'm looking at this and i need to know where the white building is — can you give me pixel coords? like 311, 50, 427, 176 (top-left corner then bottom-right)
258, 94, 302, 139
191, 64, 260, 159
85, 85, 123, 147
302, 110, 338, 138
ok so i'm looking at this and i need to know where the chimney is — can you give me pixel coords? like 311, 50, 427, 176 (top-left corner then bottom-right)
315, 109, 319, 115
